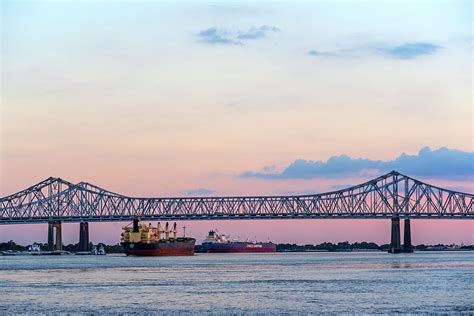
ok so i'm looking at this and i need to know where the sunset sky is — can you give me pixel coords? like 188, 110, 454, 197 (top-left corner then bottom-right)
1, 1, 473, 245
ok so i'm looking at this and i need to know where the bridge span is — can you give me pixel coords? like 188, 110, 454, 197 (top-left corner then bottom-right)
1, 171, 473, 253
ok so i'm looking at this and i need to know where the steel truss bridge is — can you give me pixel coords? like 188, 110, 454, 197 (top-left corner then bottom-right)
0, 171, 473, 224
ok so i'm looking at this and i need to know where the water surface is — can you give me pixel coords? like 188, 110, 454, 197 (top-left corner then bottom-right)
0, 252, 472, 314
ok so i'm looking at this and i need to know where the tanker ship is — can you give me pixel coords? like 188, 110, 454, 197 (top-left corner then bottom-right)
201, 230, 276, 253
121, 219, 195, 256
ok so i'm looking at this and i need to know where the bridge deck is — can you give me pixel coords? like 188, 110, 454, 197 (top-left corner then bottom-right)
1, 171, 473, 224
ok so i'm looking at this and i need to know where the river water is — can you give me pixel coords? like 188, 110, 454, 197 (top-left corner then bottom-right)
0, 252, 472, 314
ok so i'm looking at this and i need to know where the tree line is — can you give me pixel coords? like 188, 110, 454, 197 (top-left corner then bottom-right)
2, 240, 472, 253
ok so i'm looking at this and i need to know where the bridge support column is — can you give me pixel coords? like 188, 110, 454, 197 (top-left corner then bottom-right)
54, 222, 62, 251
47, 221, 62, 251
48, 222, 54, 251
79, 222, 90, 252
388, 217, 401, 253
403, 218, 413, 253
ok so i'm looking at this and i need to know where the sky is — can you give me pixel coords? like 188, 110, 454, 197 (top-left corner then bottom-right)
1, 0, 473, 245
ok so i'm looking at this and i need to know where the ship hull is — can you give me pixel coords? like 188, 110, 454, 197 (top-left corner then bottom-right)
122, 238, 196, 256
202, 242, 276, 253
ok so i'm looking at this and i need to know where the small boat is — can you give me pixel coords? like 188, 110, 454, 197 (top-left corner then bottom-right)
76, 244, 106, 255
91, 244, 106, 255
28, 242, 42, 255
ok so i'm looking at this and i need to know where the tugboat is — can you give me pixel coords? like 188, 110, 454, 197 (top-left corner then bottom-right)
91, 244, 106, 255
201, 230, 277, 253
28, 242, 42, 255
121, 219, 195, 256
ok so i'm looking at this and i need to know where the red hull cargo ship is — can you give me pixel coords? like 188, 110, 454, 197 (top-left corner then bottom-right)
121, 219, 195, 256
201, 230, 276, 253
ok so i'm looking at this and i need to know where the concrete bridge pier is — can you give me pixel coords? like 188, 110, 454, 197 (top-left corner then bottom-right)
78, 222, 90, 252
388, 217, 401, 253
48, 221, 62, 251
402, 218, 414, 253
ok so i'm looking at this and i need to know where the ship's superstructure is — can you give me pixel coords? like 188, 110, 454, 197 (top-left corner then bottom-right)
201, 230, 276, 253
121, 219, 195, 256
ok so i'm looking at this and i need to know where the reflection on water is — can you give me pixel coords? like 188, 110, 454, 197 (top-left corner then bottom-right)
390, 263, 413, 269
0, 252, 473, 314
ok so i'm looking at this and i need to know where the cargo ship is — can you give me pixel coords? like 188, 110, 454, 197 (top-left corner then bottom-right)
121, 219, 195, 256
201, 230, 276, 253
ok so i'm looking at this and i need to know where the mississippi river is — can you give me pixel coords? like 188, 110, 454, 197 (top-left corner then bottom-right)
0, 252, 472, 314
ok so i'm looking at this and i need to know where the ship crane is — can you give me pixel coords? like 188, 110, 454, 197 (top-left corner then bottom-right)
157, 222, 163, 240
165, 222, 170, 239
173, 222, 178, 240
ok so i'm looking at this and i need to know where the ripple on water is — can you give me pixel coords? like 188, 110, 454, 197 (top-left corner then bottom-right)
0, 252, 473, 314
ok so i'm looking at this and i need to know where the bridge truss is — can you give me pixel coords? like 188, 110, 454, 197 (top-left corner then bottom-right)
0, 171, 473, 224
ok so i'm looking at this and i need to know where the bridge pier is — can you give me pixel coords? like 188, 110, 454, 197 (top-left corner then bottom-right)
78, 222, 90, 252
402, 218, 413, 253
48, 221, 62, 251
388, 217, 401, 253
48, 222, 54, 250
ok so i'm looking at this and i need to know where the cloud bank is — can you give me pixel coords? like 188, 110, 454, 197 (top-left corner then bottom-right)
197, 25, 279, 45
241, 147, 474, 180
308, 42, 441, 60
197, 28, 238, 45
381, 42, 441, 59
184, 188, 215, 196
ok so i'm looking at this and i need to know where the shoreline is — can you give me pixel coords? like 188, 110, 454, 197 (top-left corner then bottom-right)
2, 241, 473, 255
